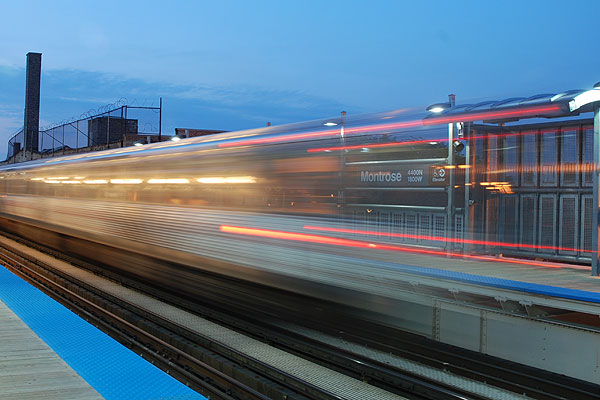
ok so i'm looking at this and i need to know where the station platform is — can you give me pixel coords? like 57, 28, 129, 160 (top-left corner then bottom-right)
375, 249, 600, 304
216, 217, 600, 312
0, 265, 204, 400
313, 236, 600, 315
269, 218, 600, 308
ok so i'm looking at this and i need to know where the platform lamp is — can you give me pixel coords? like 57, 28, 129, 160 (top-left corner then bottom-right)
426, 94, 455, 113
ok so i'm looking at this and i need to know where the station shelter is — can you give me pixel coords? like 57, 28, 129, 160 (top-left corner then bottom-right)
357, 87, 600, 275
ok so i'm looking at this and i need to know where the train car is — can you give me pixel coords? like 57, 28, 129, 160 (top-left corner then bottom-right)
0, 109, 456, 316
0, 88, 599, 323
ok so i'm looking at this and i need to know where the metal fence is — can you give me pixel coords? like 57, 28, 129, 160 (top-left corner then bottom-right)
7, 103, 161, 161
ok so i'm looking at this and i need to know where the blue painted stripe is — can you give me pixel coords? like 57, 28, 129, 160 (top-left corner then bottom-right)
0, 266, 205, 400
380, 260, 600, 303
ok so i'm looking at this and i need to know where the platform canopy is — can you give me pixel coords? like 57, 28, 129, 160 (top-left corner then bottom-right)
426, 84, 600, 276
424, 86, 600, 124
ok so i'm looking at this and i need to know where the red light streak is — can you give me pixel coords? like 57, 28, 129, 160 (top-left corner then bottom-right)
303, 225, 592, 254
218, 129, 340, 148
218, 105, 562, 149
423, 105, 562, 126
308, 117, 568, 153
307, 138, 450, 153
220, 225, 588, 270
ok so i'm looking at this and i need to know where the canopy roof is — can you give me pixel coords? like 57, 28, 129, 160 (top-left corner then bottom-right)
425, 86, 600, 124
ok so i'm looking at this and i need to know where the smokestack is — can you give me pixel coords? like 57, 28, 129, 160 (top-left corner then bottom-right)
24, 52, 41, 152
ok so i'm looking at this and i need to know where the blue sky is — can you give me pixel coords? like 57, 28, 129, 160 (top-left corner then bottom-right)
1, 1, 599, 158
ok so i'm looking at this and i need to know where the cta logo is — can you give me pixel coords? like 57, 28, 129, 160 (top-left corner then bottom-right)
360, 171, 402, 183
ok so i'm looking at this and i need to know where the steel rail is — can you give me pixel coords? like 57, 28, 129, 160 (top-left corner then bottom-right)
1, 229, 598, 399
0, 248, 316, 400
0, 230, 483, 400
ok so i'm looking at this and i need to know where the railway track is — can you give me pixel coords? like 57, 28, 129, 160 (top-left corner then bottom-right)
0, 230, 597, 399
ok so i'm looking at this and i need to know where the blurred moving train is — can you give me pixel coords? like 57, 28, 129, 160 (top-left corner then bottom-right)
0, 109, 462, 313
0, 92, 597, 318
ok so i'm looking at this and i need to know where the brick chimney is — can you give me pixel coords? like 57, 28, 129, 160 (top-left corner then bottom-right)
24, 52, 41, 152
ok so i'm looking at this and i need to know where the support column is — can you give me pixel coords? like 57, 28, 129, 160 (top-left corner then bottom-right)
592, 106, 600, 275
158, 97, 162, 141
463, 123, 472, 253
447, 123, 455, 250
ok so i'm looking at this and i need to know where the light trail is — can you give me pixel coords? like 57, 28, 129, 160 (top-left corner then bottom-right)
220, 225, 590, 270
303, 225, 593, 254
219, 105, 563, 149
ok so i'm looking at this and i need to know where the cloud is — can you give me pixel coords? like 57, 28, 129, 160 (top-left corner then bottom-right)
0, 114, 22, 135
0, 114, 23, 159
0, 67, 354, 159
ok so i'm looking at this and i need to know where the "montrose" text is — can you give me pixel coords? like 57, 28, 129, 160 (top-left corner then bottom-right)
360, 171, 403, 183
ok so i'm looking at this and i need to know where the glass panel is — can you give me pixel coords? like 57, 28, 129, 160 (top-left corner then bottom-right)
560, 129, 578, 186
521, 132, 537, 186
503, 134, 518, 185
583, 127, 594, 186
486, 135, 499, 183
540, 130, 557, 186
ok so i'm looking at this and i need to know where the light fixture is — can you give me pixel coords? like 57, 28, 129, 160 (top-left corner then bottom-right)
568, 88, 600, 112
426, 102, 451, 113
323, 121, 338, 126
453, 140, 465, 152
133, 141, 144, 147
171, 135, 182, 142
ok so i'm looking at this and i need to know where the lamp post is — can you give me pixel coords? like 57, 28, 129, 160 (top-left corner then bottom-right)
426, 95, 458, 251
323, 111, 347, 216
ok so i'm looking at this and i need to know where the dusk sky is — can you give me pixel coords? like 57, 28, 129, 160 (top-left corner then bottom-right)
1, 1, 599, 158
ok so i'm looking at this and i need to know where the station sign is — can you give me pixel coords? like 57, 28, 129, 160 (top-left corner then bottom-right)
350, 164, 448, 187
